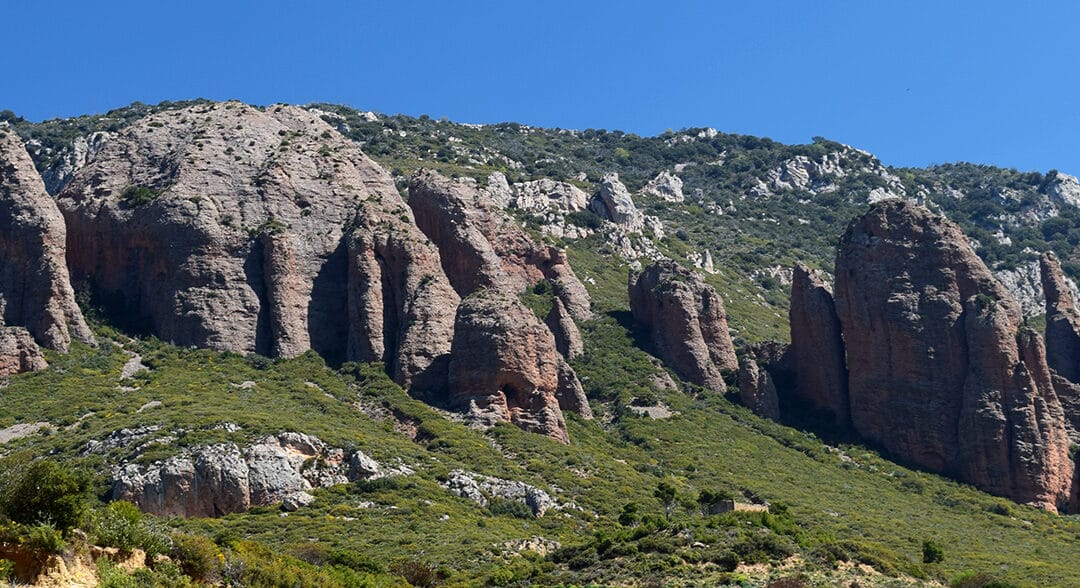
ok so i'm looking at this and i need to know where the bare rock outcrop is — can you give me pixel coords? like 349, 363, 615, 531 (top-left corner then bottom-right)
0, 327, 47, 377
789, 265, 848, 425
448, 290, 576, 443
642, 171, 685, 203
1040, 251, 1080, 383
112, 432, 388, 517
408, 170, 591, 322
591, 173, 645, 232
738, 354, 780, 420
629, 260, 738, 391
834, 199, 1074, 510
0, 127, 93, 352
56, 103, 456, 388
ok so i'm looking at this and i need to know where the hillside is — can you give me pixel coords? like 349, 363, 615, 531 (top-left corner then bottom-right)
0, 101, 1078, 587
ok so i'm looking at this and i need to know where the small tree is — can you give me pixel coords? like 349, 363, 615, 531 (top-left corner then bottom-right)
654, 481, 677, 520
923, 540, 945, 564
618, 502, 640, 527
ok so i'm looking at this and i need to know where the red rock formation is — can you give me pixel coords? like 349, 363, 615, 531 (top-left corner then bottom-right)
738, 354, 780, 420
834, 199, 1074, 510
407, 170, 591, 321
0, 127, 93, 352
789, 264, 848, 425
1040, 252, 1080, 382
1038, 252, 1080, 444
448, 290, 573, 443
346, 210, 459, 394
628, 260, 737, 391
546, 298, 584, 361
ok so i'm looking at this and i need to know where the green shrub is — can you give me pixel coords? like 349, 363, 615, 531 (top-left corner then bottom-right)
0, 453, 90, 532
390, 559, 442, 587
171, 533, 222, 582
120, 185, 160, 207
488, 498, 534, 519
922, 539, 945, 564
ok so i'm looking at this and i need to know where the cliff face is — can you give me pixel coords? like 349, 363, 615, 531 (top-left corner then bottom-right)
1040, 252, 1080, 382
788, 265, 848, 425
629, 260, 737, 392
833, 199, 1074, 510
407, 171, 592, 436
0, 127, 93, 355
56, 103, 459, 389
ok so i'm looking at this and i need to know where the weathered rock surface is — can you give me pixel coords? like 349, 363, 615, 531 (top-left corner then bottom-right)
441, 469, 558, 517
591, 173, 644, 232
56, 103, 456, 389
408, 170, 591, 322
642, 170, 684, 203
994, 258, 1080, 318
1040, 252, 1080, 383
0, 127, 93, 351
546, 298, 584, 361
1044, 171, 1080, 208
112, 432, 388, 517
834, 199, 1074, 510
448, 290, 577, 443
789, 265, 848, 425
0, 327, 47, 377
629, 260, 737, 391
28, 130, 113, 195
738, 355, 780, 420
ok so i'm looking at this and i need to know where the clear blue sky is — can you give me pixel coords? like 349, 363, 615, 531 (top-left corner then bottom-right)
7, 1, 1078, 174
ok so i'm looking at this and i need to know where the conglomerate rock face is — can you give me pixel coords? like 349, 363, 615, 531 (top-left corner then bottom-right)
407, 169, 591, 321
56, 102, 458, 389
448, 290, 577, 443
1040, 251, 1080, 382
0, 126, 93, 353
789, 264, 848, 425
832, 199, 1074, 511
628, 260, 737, 392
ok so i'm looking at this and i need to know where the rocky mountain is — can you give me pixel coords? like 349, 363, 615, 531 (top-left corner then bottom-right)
3, 101, 1080, 586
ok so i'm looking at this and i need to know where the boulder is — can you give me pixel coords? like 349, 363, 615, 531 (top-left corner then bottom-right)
641, 170, 684, 203
0, 126, 93, 351
112, 432, 385, 517
0, 327, 47, 376
834, 199, 1074, 510
789, 265, 849, 425
590, 173, 644, 232
629, 260, 737, 391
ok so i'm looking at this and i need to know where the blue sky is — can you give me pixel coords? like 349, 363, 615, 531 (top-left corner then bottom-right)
7, 1, 1078, 174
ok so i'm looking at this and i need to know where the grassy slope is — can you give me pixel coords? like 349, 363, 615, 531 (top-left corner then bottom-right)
1, 249, 1077, 586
